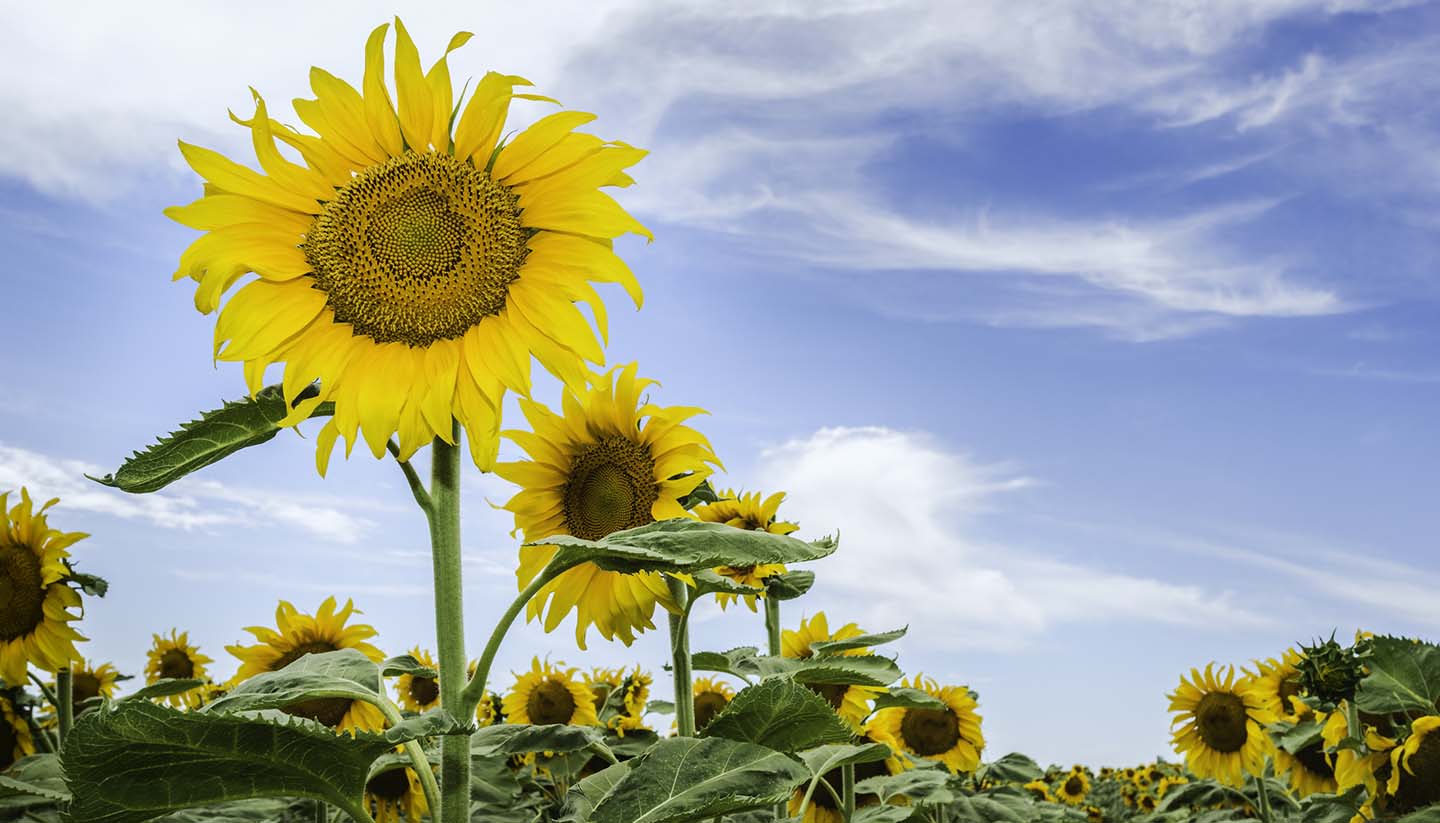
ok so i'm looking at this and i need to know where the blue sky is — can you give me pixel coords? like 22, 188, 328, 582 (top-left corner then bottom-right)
3, 1, 1440, 766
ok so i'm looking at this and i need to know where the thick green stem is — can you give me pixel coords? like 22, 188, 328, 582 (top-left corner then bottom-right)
764, 596, 785, 820
1346, 699, 1361, 741
1253, 760, 1273, 823
842, 764, 855, 821
312, 799, 327, 823
426, 430, 468, 823
461, 558, 574, 710
667, 576, 696, 737
56, 667, 73, 743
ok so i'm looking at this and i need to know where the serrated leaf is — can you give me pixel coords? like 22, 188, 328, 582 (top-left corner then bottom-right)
948, 792, 1032, 822
1354, 635, 1440, 715
855, 769, 953, 804
701, 678, 855, 752
0, 754, 70, 805
201, 649, 381, 715
60, 701, 389, 823
380, 654, 438, 679
765, 571, 816, 601
773, 655, 903, 688
692, 647, 761, 680
1394, 806, 1440, 823
529, 519, 838, 575
561, 761, 631, 823
975, 752, 1043, 784
118, 678, 207, 703
1154, 779, 1247, 814
471, 723, 611, 758
1299, 786, 1368, 823
89, 385, 331, 494
853, 807, 915, 823
587, 737, 809, 823
148, 798, 300, 822
873, 688, 947, 712
810, 627, 906, 656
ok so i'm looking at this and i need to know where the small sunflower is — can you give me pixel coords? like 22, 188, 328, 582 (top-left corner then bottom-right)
0, 489, 88, 685
143, 629, 213, 708
67, 659, 121, 714
1, 692, 35, 771
503, 658, 599, 726
168, 19, 651, 474
866, 675, 984, 775
1168, 664, 1276, 787
1023, 779, 1053, 801
782, 612, 883, 728
366, 762, 429, 823
1137, 793, 1157, 813
1156, 775, 1188, 797
394, 646, 441, 714
226, 597, 385, 732
1085, 804, 1104, 822
498, 363, 721, 648
1385, 715, 1440, 813
477, 690, 505, 727
694, 489, 797, 611
692, 676, 736, 731
1056, 771, 1090, 805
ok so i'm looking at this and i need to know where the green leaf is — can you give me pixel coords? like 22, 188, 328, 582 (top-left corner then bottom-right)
201, 649, 381, 715
65, 572, 109, 597
118, 679, 207, 703
975, 752, 1043, 784
676, 479, 720, 510
1299, 787, 1368, 823
873, 687, 947, 712
148, 798, 301, 822
855, 769, 953, 805
470, 751, 524, 808
765, 571, 816, 601
471, 723, 612, 758
947, 791, 1033, 822
687, 568, 765, 598
691, 647, 761, 681
1269, 718, 1324, 755
701, 678, 855, 752
1393, 806, 1440, 823
853, 807, 915, 823
0, 754, 70, 808
585, 737, 809, 823
797, 742, 891, 777
60, 701, 391, 823
646, 700, 676, 715
561, 761, 631, 823
380, 654, 438, 679
809, 627, 907, 656
779, 655, 903, 688
88, 385, 331, 494
1355, 635, 1440, 715
1154, 779, 1247, 814
529, 519, 839, 575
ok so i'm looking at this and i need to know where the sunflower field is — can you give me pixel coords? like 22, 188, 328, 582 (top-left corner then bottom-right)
2, 17, 1439, 823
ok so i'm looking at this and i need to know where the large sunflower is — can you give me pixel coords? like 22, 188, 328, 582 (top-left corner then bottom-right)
366, 761, 429, 823
1, 693, 34, 771
503, 658, 599, 727
692, 676, 736, 731
167, 18, 650, 473
1168, 664, 1276, 787
866, 675, 985, 775
144, 629, 213, 708
1385, 715, 1440, 813
394, 646, 441, 714
782, 612, 883, 728
0, 489, 88, 685
694, 489, 797, 611
497, 363, 720, 648
227, 597, 385, 732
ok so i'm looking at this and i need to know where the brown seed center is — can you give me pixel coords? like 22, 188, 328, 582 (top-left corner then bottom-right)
694, 691, 730, 730
408, 675, 440, 708
900, 707, 961, 756
563, 437, 658, 541
159, 649, 195, 680
0, 544, 46, 642
1195, 692, 1249, 754
527, 679, 577, 725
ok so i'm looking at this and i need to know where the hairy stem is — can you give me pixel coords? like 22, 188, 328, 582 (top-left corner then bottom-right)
1254, 760, 1273, 823
765, 596, 785, 821
842, 764, 855, 821
461, 557, 574, 710
667, 576, 697, 737
56, 667, 73, 743
426, 428, 467, 823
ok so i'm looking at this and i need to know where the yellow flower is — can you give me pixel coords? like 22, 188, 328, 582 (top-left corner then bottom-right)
1, 692, 35, 771
502, 658, 599, 726
226, 597, 385, 732
0, 489, 88, 685
166, 18, 650, 474
1168, 664, 1276, 787
695, 489, 797, 611
476, 691, 505, 727
866, 675, 984, 775
1056, 771, 1090, 805
1248, 648, 1307, 722
782, 612, 883, 728
1321, 704, 1393, 797
1273, 710, 1337, 799
497, 363, 720, 648
692, 676, 736, 731
394, 646, 440, 714
143, 629, 213, 708
1085, 804, 1104, 822
1023, 779, 1053, 801
366, 760, 430, 823
1385, 715, 1440, 812
1156, 775, 1188, 797
68, 658, 120, 709
586, 665, 651, 735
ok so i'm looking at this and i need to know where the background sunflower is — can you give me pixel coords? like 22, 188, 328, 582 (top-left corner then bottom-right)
695, 489, 798, 611
502, 658, 598, 727
1167, 663, 1275, 787
143, 629, 212, 708
691, 676, 735, 731
866, 674, 985, 775
394, 646, 441, 714
0, 693, 34, 771
0, 489, 88, 685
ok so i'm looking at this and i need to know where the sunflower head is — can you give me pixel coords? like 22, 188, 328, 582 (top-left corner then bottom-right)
503, 658, 599, 727
692, 676, 736, 731
167, 18, 651, 474
1, 692, 35, 771
394, 646, 441, 714
866, 675, 984, 775
366, 761, 430, 823
66, 659, 121, 716
1168, 663, 1276, 787
1085, 804, 1104, 822
1056, 771, 1090, 804
225, 597, 385, 731
1022, 779, 1052, 801
782, 612, 866, 660
143, 629, 213, 708
0, 489, 89, 685
694, 488, 797, 611
1138, 793, 1157, 813
1297, 635, 1363, 706
476, 691, 506, 727
1385, 715, 1440, 813
498, 363, 721, 648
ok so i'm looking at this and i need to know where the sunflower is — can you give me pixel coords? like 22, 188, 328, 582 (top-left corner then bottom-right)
1, 692, 34, 771
866, 675, 984, 775
67, 658, 120, 714
1023, 779, 1053, 801
1156, 775, 1188, 797
692, 676, 736, 731
503, 658, 599, 726
0, 489, 88, 685
1385, 715, 1440, 813
1085, 804, 1104, 822
694, 489, 797, 611
143, 629, 213, 708
1168, 664, 1275, 787
1322, 704, 1393, 797
1056, 771, 1090, 805
1137, 794, 1157, 813
1248, 649, 1306, 722
498, 363, 720, 648
781, 612, 884, 728
366, 762, 429, 823
786, 730, 890, 823
477, 690, 505, 727
393, 646, 441, 714
226, 597, 385, 732
1273, 710, 1337, 798
167, 18, 650, 474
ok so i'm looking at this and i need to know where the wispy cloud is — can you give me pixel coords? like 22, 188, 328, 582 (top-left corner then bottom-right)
0, 441, 380, 543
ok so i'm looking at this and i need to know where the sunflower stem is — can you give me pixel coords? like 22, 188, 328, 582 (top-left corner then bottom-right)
666, 576, 697, 737
763, 598, 785, 821
1253, 760, 1273, 823
460, 557, 575, 710
387, 439, 431, 513
425, 427, 468, 823
376, 695, 441, 819
842, 763, 855, 821
56, 666, 73, 744
312, 799, 326, 823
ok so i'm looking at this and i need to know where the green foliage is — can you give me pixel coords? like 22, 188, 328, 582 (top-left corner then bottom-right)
1269, 717, 1325, 754
700, 678, 855, 752
0, 754, 69, 813
808, 627, 906, 656
692, 645, 901, 687
201, 649, 383, 716
1299, 787, 1368, 823
378, 654, 438, 679
975, 752, 1043, 784
764, 570, 816, 600
65, 572, 109, 597
528, 519, 838, 575
1355, 635, 1440, 715
118, 679, 207, 703
561, 761, 630, 823
855, 768, 954, 805
686, 569, 764, 599
873, 687, 947, 712
89, 385, 331, 494
470, 723, 613, 760
796, 742, 891, 777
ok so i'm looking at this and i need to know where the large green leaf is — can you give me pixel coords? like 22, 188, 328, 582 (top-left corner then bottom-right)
692, 647, 762, 681
201, 649, 382, 715
947, 791, 1034, 823
118, 679, 207, 703
1269, 718, 1324, 755
1299, 787, 1368, 823
89, 385, 332, 494
853, 807, 915, 823
872, 688, 946, 712
765, 570, 816, 601
1355, 635, 1440, 715
974, 752, 1042, 784
796, 742, 891, 777
380, 654, 437, 679
471, 723, 613, 760
692, 647, 900, 687
150, 798, 302, 822
561, 761, 631, 823
528, 519, 838, 575
809, 628, 907, 656
585, 737, 808, 823
0, 754, 69, 812
1394, 807, 1440, 823
700, 678, 854, 752
855, 769, 953, 805
60, 701, 394, 823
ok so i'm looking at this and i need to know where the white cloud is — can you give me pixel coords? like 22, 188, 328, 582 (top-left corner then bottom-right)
0, 441, 379, 543
756, 426, 1266, 650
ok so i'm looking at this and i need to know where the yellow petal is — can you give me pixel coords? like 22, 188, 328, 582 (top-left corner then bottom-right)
493, 110, 597, 182
362, 23, 404, 157
391, 18, 433, 152
177, 141, 320, 215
